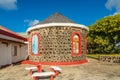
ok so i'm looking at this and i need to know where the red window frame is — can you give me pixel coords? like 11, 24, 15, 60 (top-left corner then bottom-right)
85, 35, 88, 54
30, 32, 40, 56
71, 32, 82, 56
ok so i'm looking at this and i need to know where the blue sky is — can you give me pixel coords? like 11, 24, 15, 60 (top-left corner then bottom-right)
0, 0, 120, 32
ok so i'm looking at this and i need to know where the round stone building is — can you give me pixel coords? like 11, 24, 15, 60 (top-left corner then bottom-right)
26, 12, 89, 65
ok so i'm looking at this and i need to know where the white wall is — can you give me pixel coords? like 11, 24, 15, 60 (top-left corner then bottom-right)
11, 43, 28, 63
0, 40, 28, 66
21, 45, 28, 60
0, 41, 11, 67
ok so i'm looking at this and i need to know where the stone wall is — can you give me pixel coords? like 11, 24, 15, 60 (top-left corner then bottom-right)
28, 26, 88, 62
99, 56, 120, 63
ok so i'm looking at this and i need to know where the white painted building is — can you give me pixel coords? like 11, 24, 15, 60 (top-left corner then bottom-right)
0, 26, 28, 67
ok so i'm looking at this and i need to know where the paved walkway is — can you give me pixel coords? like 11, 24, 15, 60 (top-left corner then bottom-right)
0, 58, 120, 80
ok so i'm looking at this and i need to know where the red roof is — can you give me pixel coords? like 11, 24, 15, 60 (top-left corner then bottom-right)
0, 26, 27, 41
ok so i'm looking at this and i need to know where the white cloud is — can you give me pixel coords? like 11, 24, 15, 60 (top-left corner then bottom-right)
105, 0, 120, 14
24, 19, 40, 26
0, 0, 17, 10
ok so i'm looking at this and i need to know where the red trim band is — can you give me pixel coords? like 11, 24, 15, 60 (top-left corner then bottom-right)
0, 30, 27, 41
22, 59, 88, 66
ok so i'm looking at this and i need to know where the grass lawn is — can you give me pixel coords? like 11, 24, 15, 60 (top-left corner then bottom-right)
87, 54, 120, 59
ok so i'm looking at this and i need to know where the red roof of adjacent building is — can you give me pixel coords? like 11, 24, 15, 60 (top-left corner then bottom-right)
0, 26, 27, 41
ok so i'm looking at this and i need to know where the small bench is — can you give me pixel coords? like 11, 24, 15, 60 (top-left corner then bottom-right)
25, 64, 42, 75
25, 67, 37, 75
50, 66, 62, 76
32, 72, 55, 80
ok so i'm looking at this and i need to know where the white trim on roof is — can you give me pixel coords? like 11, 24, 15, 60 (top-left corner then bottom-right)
24, 41, 28, 44
0, 34, 25, 43
27, 23, 89, 32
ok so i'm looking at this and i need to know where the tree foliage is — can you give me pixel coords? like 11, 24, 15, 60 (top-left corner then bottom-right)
88, 14, 120, 54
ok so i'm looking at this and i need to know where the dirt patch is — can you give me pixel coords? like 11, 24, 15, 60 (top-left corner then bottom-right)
0, 58, 120, 80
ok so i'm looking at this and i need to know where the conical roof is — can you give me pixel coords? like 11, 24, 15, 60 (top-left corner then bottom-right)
27, 12, 89, 32
36, 12, 75, 25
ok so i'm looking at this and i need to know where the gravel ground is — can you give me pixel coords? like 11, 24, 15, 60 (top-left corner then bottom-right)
0, 58, 120, 80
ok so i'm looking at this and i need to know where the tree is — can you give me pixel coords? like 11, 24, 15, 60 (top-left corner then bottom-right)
88, 14, 120, 54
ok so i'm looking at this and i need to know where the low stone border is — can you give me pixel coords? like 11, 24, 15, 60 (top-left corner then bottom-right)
98, 56, 120, 63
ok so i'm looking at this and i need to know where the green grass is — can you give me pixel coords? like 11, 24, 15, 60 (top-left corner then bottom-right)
87, 54, 120, 59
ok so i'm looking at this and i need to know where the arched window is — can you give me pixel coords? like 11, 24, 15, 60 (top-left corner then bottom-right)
73, 35, 79, 54
31, 32, 40, 56
72, 32, 82, 56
